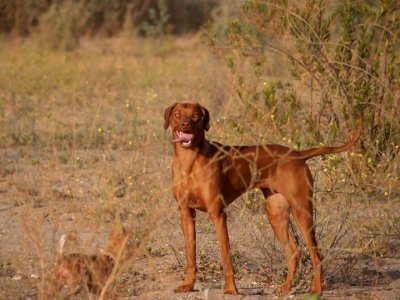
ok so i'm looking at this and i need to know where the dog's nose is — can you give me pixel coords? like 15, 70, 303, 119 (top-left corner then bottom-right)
181, 121, 191, 131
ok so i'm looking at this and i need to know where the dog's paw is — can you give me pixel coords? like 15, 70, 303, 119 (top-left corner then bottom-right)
275, 283, 291, 295
224, 288, 238, 295
174, 284, 194, 293
310, 287, 323, 296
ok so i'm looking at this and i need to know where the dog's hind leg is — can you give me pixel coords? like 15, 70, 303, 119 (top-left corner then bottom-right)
263, 190, 300, 294
290, 190, 323, 295
283, 168, 323, 295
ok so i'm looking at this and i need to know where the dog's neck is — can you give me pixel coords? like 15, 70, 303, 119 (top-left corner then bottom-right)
173, 138, 211, 174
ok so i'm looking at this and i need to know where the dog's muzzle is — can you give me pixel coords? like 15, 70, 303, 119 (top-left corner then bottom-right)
172, 131, 195, 148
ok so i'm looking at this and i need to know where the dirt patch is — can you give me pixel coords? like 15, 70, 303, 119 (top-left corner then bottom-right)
0, 146, 399, 299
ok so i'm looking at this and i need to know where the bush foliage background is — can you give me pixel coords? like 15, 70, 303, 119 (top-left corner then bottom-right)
0, 0, 219, 37
210, 0, 399, 192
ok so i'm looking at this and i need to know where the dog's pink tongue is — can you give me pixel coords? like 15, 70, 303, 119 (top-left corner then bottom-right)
172, 131, 194, 143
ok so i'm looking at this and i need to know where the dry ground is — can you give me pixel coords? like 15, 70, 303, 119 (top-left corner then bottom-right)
0, 36, 399, 299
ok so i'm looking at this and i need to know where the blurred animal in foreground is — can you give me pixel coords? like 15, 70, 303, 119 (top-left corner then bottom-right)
50, 221, 130, 298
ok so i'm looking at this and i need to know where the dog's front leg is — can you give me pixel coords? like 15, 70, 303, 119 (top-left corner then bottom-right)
175, 207, 197, 293
210, 211, 238, 295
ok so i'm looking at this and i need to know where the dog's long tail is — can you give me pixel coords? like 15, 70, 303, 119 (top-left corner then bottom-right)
299, 115, 363, 160
58, 234, 67, 256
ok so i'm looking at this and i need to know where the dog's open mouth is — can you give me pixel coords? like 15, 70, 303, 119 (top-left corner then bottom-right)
172, 131, 194, 148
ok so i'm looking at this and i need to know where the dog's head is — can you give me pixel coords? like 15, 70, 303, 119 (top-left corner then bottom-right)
164, 102, 210, 149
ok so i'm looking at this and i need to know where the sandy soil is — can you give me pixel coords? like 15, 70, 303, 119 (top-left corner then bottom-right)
1, 148, 399, 300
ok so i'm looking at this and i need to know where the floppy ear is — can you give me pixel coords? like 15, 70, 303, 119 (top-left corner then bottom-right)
111, 218, 124, 236
199, 105, 210, 131
164, 103, 177, 130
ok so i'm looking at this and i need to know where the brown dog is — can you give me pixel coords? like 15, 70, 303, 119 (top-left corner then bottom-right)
51, 221, 129, 298
164, 102, 362, 295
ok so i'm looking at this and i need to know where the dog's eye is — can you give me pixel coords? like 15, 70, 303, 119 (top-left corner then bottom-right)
174, 112, 180, 118
192, 113, 199, 119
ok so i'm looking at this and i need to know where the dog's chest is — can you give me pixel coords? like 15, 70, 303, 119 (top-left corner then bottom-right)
172, 158, 220, 210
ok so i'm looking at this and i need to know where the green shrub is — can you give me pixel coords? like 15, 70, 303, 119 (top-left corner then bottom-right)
210, 0, 400, 170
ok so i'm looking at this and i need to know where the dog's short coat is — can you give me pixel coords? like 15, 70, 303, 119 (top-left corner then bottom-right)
164, 102, 362, 295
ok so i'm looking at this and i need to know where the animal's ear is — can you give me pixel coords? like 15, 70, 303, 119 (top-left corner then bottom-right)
110, 218, 129, 240
164, 103, 177, 130
111, 218, 123, 235
199, 105, 210, 131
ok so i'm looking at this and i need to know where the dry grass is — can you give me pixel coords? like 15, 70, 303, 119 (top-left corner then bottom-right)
0, 33, 399, 299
